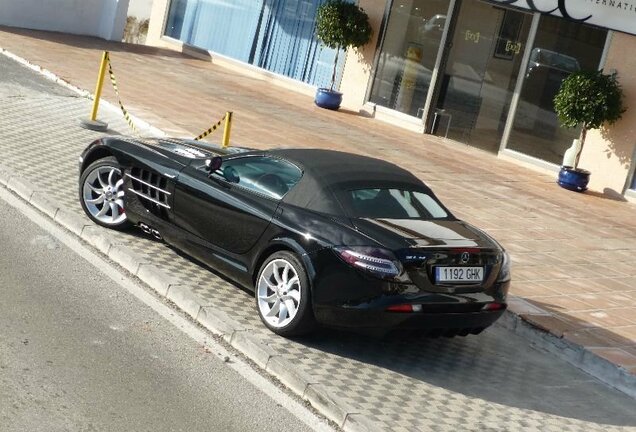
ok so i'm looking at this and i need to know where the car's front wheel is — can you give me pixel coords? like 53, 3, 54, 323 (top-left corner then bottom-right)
79, 156, 131, 230
255, 251, 315, 337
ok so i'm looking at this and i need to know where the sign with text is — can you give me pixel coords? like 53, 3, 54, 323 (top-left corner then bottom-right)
490, 0, 636, 35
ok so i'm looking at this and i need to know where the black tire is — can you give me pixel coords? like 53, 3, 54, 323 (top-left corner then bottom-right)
79, 156, 132, 231
255, 251, 316, 337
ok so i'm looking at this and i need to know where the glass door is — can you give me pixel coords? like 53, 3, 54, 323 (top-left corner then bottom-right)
368, 0, 451, 118
435, 1, 532, 152
506, 15, 608, 164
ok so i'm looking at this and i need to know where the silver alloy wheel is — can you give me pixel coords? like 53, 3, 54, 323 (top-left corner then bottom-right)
257, 258, 301, 328
82, 165, 127, 225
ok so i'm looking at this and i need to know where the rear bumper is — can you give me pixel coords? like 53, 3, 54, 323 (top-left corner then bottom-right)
314, 304, 506, 332
308, 248, 510, 333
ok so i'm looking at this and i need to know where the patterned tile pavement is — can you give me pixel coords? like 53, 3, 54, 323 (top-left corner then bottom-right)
1, 29, 635, 375
1, 53, 636, 431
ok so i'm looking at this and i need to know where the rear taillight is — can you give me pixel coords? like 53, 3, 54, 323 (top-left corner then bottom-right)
334, 246, 402, 280
482, 302, 505, 311
497, 251, 511, 282
386, 304, 423, 313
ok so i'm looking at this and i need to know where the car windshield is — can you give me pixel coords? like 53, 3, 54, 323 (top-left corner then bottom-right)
343, 188, 449, 219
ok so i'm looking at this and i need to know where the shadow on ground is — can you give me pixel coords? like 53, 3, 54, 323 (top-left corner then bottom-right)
117, 209, 636, 428
283, 324, 636, 427
2, 36, 634, 429
524, 297, 635, 359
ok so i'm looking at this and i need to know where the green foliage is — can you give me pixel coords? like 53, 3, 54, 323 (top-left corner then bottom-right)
315, 0, 372, 91
315, 0, 372, 51
554, 70, 625, 130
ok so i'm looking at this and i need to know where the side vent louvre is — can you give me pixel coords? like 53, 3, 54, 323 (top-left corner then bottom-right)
127, 168, 171, 220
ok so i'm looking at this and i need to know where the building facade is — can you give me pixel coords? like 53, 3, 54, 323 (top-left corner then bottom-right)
0, 0, 130, 41
147, 0, 636, 199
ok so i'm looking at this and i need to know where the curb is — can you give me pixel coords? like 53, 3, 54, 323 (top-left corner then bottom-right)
499, 304, 636, 399
2, 161, 635, 432
1, 48, 633, 424
0, 162, 380, 431
0, 47, 387, 428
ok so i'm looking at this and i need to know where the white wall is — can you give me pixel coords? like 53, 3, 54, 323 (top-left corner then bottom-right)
0, 0, 130, 41
127, 0, 153, 20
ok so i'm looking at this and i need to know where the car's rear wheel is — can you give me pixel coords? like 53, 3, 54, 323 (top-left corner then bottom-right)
256, 251, 315, 336
79, 156, 131, 230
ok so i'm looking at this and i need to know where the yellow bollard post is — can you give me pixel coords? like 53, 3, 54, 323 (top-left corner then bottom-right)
90, 51, 109, 120
80, 51, 110, 131
222, 111, 233, 148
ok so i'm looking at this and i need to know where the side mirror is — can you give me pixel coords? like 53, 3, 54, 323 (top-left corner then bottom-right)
205, 156, 223, 177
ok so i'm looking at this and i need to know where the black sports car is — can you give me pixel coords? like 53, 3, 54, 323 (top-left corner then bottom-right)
78, 137, 510, 336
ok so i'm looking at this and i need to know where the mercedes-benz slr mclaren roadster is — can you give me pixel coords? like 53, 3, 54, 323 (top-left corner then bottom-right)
78, 137, 511, 337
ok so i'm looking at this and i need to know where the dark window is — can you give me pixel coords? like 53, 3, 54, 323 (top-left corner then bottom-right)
344, 188, 448, 219
217, 156, 302, 200
507, 16, 608, 164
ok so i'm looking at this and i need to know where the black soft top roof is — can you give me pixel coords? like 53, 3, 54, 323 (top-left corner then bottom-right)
266, 149, 428, 215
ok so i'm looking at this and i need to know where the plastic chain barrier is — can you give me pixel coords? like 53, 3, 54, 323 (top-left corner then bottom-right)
194, 114, 226, 141
98, 51, 231, 144
106, 53, 138, 134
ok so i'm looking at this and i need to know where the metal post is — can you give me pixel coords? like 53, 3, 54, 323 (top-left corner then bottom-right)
91, 51, 109, 120
498, 13, 540, 154
80, 51, 110, 131
222, 111, 233, 148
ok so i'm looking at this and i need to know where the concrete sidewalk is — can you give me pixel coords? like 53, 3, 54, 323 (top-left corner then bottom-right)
1, 26, 635, 389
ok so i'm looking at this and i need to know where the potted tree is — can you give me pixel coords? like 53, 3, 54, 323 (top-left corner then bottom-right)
553, 70, 626, 192
314, 0, 372, 110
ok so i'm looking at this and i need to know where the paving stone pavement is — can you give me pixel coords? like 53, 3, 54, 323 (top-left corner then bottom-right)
1, 54, 636, 431
1, 28, 635, 383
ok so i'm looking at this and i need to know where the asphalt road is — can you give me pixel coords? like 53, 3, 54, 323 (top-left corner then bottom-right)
0, 195, 326, 432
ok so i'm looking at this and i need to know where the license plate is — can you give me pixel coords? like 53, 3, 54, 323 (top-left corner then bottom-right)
435, 267, 484, 284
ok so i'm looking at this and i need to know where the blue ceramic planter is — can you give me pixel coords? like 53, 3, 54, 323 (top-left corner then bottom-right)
315, 88, 343, 110
557, 166, 590, 192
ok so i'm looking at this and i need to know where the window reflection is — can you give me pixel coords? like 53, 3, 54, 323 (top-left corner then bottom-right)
369, 0, 450, 118
507, 16, 607, 164
164, 0, 342, 88
436, 3, 532, 152
218, 157, 303, 200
